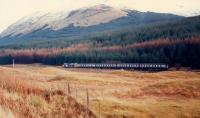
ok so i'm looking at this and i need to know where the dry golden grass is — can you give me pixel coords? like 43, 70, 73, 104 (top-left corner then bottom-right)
0, 105, 15, 118
0, 65, 96, 118
0, 64, 200, 118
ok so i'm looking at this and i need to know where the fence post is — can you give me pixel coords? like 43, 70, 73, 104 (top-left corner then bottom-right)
13, 59, 15, 69
86, 88, 89, 106
68, 83, 71, 95
13, 59, 15, 80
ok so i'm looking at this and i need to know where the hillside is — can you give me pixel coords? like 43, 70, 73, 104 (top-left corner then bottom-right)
0, 4, 182, 46
0, 15, 199, 49
0, 15, 200, 68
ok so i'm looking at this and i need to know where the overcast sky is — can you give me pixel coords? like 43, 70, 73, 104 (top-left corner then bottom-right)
0, 0, 200, 32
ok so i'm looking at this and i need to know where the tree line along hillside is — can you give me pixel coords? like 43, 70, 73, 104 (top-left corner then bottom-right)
0, 15, 200, 68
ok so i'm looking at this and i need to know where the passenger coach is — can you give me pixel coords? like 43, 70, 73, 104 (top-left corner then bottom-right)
63, 63, 168, 70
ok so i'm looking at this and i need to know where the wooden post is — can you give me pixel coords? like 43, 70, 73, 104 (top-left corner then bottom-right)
86, 88, 89, 106
13, 59, 15, 80
68, 83, 71, 95
13, 59, 15, 69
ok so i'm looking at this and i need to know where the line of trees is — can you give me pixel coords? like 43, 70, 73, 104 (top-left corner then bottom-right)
0, 37, 199, 68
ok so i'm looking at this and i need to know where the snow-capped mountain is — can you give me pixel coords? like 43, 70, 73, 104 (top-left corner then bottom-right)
0, 5, 127, 37
0, 11, 70, 37
0, 4, 182, 38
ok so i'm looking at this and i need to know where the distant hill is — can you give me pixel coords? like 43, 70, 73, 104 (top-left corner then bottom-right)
0, 15, 199, 49
0, 4, 182, 46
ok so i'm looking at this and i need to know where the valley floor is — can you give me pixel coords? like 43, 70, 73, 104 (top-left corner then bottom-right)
0, 64, 200, 118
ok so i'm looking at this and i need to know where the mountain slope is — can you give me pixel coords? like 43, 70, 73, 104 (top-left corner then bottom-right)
0, 4, 127, 38
0, 4, 182, 40
0, 15, 199, 68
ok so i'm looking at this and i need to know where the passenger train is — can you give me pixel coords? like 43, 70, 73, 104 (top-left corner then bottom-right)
63, 63, 168, 70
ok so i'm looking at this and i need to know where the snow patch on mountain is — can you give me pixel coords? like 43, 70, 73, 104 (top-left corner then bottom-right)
1, 4, 127, 37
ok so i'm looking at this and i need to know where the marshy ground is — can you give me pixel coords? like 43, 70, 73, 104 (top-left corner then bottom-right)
0, 64, 200, 118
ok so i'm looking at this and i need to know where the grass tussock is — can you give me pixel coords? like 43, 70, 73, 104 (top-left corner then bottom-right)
115, 80, 200, 98
141, 80, 200, 98
47, 75, 74, 82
